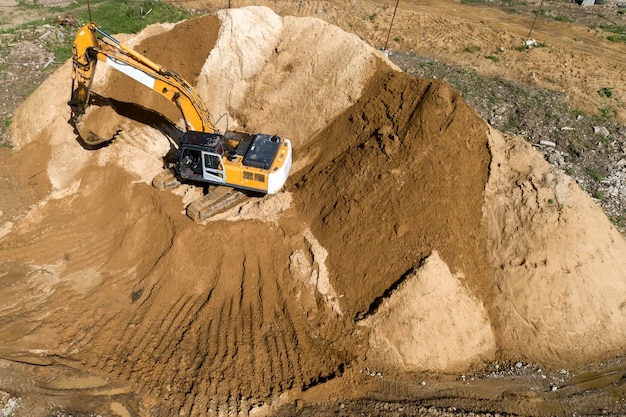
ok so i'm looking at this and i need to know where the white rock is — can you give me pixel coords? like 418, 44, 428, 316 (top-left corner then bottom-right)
593, 126, 610, 137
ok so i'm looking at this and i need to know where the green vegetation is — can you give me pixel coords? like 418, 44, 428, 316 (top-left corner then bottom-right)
460, 0, 525, 12
52, 43, 73, 64
600, 24, 626, 44
16, 0, 43, 9
1, 120, 12, 148
486, 48, 502, 62
506, 112, 520, 129
598, 87, 613, 98
597, 105, 612, 121
612, 213, 626, 229
1, 0, 195, 65
554, 14, 573, 23
530, 8, 571, 22
463, 44, 482, 53
75, 0, 194, 34
586, 169, 603, 182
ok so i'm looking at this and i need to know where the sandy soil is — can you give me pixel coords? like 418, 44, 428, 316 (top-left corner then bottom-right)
1, 2, 626, 417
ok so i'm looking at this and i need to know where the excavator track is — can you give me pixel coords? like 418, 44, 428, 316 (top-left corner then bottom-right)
186, 186, 248, 223
152, 171, 249, 222
152, 170, 181, 190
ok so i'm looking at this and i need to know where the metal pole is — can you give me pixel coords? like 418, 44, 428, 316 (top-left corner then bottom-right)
383, 0, 401, 52
526, 0, 545, 44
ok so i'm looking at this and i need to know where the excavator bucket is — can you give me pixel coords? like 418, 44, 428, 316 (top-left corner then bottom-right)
72, 105, 121, 146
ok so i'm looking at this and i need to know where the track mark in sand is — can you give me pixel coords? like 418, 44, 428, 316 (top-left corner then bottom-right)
29, 223, 354, 415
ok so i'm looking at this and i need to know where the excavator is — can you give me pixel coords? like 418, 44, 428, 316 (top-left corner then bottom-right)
68, 22, 292, 221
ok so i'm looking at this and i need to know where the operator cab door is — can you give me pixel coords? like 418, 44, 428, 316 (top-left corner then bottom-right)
202, 151, 226, 185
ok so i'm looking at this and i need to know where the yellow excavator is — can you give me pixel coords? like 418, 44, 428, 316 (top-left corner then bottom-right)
68, 22, 292, 217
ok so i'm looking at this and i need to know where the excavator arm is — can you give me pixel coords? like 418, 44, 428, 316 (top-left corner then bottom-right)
69, 22, 215, 141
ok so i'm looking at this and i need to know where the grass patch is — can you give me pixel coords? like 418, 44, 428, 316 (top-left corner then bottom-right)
554, 14, 573, 23
506, 112, 520, 129
486, 48, 502, 62
0, 0, 195, 65
612, 213, 626, 229
1, 120, 12, 148
531, 8, 572, 23
53, 42, 74, 64
586, 168, 603, 182
17, 0, 43, 9
600, 24, 626, 44
596, 106, 612, 121
75, 0, 194, 34
1, 0, 194, 35
598, 87, 613, 98
463, 44, 482, 53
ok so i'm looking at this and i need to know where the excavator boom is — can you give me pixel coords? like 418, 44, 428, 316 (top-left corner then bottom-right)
69, 22, 214, 139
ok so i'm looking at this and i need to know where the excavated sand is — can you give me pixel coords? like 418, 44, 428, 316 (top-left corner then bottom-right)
362, 251, 496, 372
2, 5, 626, 415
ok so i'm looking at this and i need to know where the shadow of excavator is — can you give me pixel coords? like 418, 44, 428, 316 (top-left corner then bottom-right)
68, 92, 183, 152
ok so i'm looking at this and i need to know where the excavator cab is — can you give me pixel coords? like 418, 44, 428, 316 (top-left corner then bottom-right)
176, 130, 292, 194
178, 132, 226, 185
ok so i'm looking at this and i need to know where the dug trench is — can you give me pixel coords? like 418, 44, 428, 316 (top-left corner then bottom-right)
1, 7, 626, 417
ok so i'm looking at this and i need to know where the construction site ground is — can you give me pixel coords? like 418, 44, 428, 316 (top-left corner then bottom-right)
0, 0, 626, 416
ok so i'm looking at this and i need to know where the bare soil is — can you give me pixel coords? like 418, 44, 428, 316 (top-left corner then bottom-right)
1, 1, 626, 417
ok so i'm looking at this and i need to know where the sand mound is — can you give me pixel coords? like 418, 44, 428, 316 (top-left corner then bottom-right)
362, 251, 495, 372
198, 8, 389, 144
293, 68, 492, 323
483, 127, 626, 365
2, 5, 626, 415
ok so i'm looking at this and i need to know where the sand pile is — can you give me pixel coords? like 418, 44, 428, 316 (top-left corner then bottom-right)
2, 5, 626, 415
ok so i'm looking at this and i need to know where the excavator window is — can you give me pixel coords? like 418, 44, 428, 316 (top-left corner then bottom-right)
204, 154, 222, 171
181, 149, 202, 176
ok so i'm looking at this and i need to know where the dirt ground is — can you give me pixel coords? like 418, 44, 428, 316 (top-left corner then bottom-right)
1, 1, 626, 417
